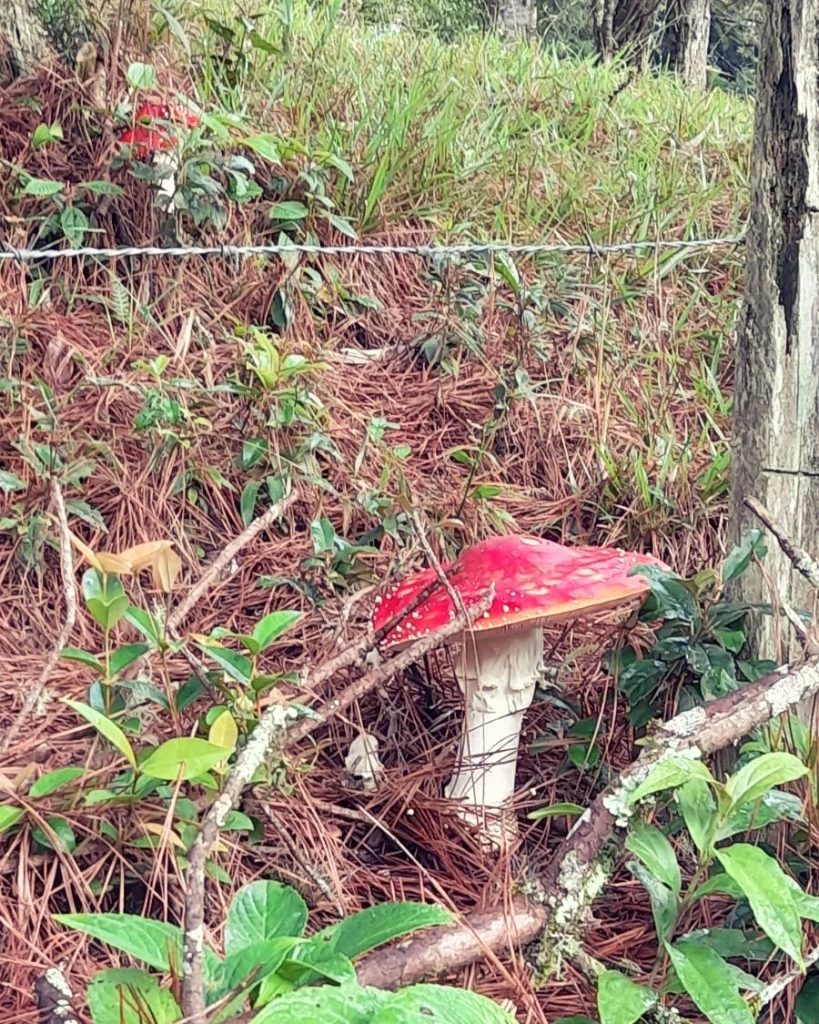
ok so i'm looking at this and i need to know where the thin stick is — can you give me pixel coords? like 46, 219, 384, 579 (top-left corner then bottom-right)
180, 588, 493, 1021
167, 491, 297, 632
0, 480, 77, 756
745, 496, 819, 590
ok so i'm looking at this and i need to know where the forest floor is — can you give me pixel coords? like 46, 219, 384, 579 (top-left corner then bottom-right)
0, 8, 759, 1022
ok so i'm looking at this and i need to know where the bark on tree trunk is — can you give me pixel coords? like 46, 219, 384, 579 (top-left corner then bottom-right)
495, 0, 537, 39
0, 0, 50, 85
594, 0, 661, 65
728, 0, 819, 720
667, 0, 711, 87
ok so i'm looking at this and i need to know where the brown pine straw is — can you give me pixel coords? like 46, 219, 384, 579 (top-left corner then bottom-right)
0, 61, 798, 1024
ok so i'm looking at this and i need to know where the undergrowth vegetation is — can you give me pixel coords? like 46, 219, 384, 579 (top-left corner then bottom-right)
7, 4, 819, 1024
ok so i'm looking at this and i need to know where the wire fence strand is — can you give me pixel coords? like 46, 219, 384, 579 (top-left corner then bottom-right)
0, 234, 745, 264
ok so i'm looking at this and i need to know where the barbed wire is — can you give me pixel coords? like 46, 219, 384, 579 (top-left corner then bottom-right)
0, 234, 744, 263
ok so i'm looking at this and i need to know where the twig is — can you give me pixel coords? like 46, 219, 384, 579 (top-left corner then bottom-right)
33, 965, 80, 1024
0, 481, 77, 756
167, 490, 297, 632
355, 655, 819, 989
180, 588, 493, 1021
285, 587, 494, 748
745, 496, 819, 590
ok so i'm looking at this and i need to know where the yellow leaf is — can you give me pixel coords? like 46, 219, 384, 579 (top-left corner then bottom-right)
67, 531, 103, 572
208, 710, 238, 753
96, 551, 135, 574
153, 545, 182, 593
118, 540, 173, 572
141, 822, 185, 849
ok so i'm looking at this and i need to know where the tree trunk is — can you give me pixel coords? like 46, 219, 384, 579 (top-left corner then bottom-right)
0, 0, 50, 85
495, 0, 537, 39
667, 0, 711, 87
594, 0, 661, 65
728, 0, 819, 719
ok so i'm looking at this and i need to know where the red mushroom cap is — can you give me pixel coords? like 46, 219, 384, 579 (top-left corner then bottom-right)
118, 125, 172, 157
372, 534, 665, 648
118, 99, 199, 157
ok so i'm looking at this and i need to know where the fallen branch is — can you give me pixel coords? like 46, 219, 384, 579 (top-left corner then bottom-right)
355, 655, 819, 989
1, 480, 77, 756
180, 587, 493, 1022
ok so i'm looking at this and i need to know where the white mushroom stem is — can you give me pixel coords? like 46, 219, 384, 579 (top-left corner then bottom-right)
445, 624, 543, 839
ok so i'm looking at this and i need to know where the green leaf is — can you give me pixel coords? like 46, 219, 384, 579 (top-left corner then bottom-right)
62, 698, 136, 769
126, 61, 157, 89
722, 530, 767, 584
22, 177, 64, 196
124, 606, 163, 647
59, 206, 89, 246
270, 201, 309, 221
326, 212, 358, 239
109, 643, 150, 676
784, 875, 819, 922
87, 967, 181, 1024
716, 788, 803, 841
528, 802, 586, 820
724, 752, 808, 815
597, 969, 656, 1024
0, 469, 26, 492
243, 133, 281, 163
665, 941, 754, 1024
240, 480, 261, 526
225, 881, 308, 955
625, 821, 681, 894
205, 937, 296, 1005
252, 984, 389, 1024
716, 844, 805, 968
0, 805, 25, 832
252, 610, 302, 651
628, 756, 715, 805
54, 913, 183, 971
797, 975, 819, 1024
82, 569, 129, 631
198, 643, 253, 686
280, 942, 356, 985
369, 983, 518, 1023
80, 180, 125, 196
679, 927, 774, 963
32, 817, 76, 853
676, 778, 717, 854
626, 860, 678, 944
312, 902, 452, 959
60, 647, 105, 674
140, 738, 229, 781
690, 872, 745, 902
30, 766, 86, 798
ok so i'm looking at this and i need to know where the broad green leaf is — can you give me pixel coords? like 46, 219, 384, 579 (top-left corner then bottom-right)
60, 647, 105, 674
197, 643, 252, 686
54, 913, 182, 971
690, 872, 744, 901
124, 606, 163, 646
665, 940, 754, 1024
597, 969, 656, 1024
0, 469, 27, 492
22, 177, 64, 196
252, 983, 389, 1024
370, 983, 518, 1023
126, 61, 157, 89
109, 643, 150, 676
628, 756, 714, 805
140, 738, 228, 781
0, 805, 25, 832
627, 860, 678, 944
625, 821, 681, 894
278, 942, 356, 985
676, 778, 717, 854
528, 802, 586, 820
32, 817, 76, 852
243, 133, 281, 163
225, 881, 308, 955
252, 610, 302, 651
716, 788, 803, 841
270, 201, 309, 221
62, 698, 136, 768
30, 766, 86, 798
82, 569, 129, 631
679, 928, 774, 963
724, 752, 808, 815
240, 480, 261, 526
784, 875, 819, 923
312, 902, 452, 959
205, 937, 296, 1004
716, 845, 805, 968
722, 530, 766, 584
797, 975, 819, 1024
87, 967, 181, 1024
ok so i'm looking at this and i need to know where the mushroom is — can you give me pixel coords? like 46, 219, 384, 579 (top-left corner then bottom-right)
372, 534, 663, 844
118, 100, 199, 210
